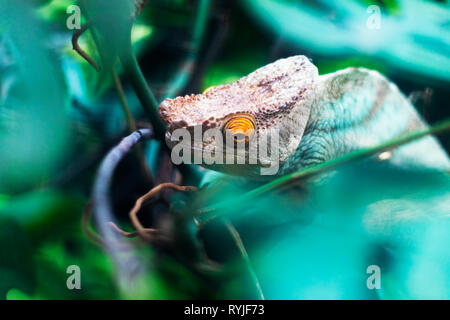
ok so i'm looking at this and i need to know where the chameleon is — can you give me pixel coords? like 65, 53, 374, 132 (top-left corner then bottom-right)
158, 55, 450, 179
156, 56, 450, 299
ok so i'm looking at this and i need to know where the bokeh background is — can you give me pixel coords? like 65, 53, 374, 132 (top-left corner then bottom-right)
0, 0, 449, 299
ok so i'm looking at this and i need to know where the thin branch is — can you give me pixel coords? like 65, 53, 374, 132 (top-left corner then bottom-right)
197, 118, 450, 226
224, 219, 265, 300
82, 200, 139, 251
81, 200, 104, 247
112, 69, 154, 186
112, 69, 136, 131
107, 221, 158, 239
119, 47, 203, 184
120, 43, 166, 139
72, 22, 101, 72
129, 182, 197, 242
92, 128, 153, 249
119, 0, 211, 137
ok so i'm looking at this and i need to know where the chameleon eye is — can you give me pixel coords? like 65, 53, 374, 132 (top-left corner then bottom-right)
223, 115, 255, 143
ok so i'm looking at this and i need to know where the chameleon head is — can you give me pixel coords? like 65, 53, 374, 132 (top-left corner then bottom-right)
158, 55, 318, 178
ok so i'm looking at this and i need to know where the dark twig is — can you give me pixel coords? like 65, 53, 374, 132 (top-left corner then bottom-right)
82, 201, 135, 251
107, 221, 159, 239
224, 219, 265, 300
72, 22, 101, 71
112, 70, 136, 131
112, 69, 154, 186
92, 128, 152, 249
91, 130, 157, 288
81, 201, 104, 247
120, 42, 165, 139
111, 0, 205, 183
119, 0, 211, 138
129, 182, 197, 242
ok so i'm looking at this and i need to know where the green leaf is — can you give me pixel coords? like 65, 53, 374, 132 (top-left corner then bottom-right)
0, 218, 35, 299
242, 0, 450, 83
0, 189, 84, 242
0, 1, 72, 193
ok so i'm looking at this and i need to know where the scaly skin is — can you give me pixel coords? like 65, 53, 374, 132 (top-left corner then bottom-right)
158, 56, 450, 179
280, 66, 450, 175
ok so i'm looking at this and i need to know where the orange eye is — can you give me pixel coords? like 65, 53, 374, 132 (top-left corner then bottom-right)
224, 115, 255, 143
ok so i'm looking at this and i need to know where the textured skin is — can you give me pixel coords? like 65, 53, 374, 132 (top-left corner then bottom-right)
158, 55, 450, 178
159, 56, 317, 176
280, 67, 450, 175
159, 56, 316, 132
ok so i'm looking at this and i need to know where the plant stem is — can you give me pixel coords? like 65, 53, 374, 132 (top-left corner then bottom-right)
119, 39, 204, 185
93, 129, 153, 245
120, 43, 166, 140
164, 0, 211, 98
112, 69, 136, 131
112, 69, 154, 186
224, 219, 265, 300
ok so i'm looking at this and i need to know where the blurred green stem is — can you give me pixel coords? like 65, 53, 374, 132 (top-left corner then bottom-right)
198, 118, 450, 226
119, 0, 211, 137
120, 41, 203, 184
164, 0, 211, 98
118, 0, 211, 184
112, 69, 154, 186
112, 70, 136, 131
120, 43, 166, 140
80, 1, 206, 183
224, 219, 265, 300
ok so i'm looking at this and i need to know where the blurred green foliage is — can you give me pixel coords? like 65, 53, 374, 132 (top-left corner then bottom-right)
243, 0, 450, 83
0, 0, 448, 299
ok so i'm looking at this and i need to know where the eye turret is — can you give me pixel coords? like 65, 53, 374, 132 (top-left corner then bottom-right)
223, 114, 255, 143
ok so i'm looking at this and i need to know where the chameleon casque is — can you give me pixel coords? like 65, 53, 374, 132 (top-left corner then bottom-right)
158, 56, 450, 179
